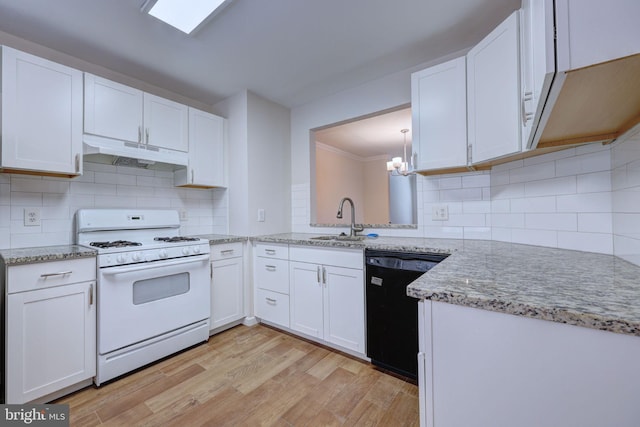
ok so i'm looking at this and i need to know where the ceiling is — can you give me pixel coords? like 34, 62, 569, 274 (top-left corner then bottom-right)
0, 0, 520, 109
315, 108, 412, 159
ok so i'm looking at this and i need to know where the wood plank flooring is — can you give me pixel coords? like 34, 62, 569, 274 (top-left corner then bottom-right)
56, 324, 419, 426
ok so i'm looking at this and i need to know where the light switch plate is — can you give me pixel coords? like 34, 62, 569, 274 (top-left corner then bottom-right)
179, 210, 188, 221
257, 208, 265, 222
24, 208, 41, 226
432, 205, 449, 221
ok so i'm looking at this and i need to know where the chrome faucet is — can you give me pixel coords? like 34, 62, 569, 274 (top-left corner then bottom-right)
336, 197, 364, 237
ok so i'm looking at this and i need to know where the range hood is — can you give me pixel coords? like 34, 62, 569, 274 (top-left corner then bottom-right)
83, 134, 188, 170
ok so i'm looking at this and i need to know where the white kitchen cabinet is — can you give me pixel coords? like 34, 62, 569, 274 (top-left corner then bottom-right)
467, 11, 521, 164
520, 0, 554, 148
528, 0, 640, 150
254, 243, 290, 328
411, 57, 468, 172
210, 242, 244, 333
1, 46, 83, 176
4, 257, 96, 404
418, 300, 640, 427
84, 73, 188, 152
289, 246, 364, 354
175, 108, 226, 188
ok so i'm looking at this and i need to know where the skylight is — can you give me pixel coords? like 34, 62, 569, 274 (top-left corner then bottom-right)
146, 0, 227, 34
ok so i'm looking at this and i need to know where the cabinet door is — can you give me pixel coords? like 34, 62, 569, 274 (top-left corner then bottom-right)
6, 281, 96, 404
210, 257, 244, 330
290, 261, 324, 339
412, 57, 468, 171
83, 73, 143, 144
521, 0, 555, 149
467, 11, 521, 164
323, 265, 365, 353
177, 108, 225, 187
143, 93, 188, 152
1, 47, 83, 175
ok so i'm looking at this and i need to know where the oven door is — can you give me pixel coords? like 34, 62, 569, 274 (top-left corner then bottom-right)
97, 254, 210, 355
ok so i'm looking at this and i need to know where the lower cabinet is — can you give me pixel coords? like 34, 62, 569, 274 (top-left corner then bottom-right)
210, 242, 244, 332
289, 246, 365, 354
418, 300, 640, 427
254, 243, 290, 329
4, 258, 96, 404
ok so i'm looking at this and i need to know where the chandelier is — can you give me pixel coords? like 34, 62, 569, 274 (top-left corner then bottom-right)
386, 128, 413, 176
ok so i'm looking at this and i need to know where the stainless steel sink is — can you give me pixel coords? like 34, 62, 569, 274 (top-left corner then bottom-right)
310, 235, 366, 242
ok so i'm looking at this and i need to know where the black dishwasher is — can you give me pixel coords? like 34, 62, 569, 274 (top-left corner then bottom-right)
365, 249, 447, 380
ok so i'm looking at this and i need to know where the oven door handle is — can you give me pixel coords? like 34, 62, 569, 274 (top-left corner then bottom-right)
101, 254, 210, 275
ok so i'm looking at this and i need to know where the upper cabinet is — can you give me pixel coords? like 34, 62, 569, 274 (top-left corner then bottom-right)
1, 46, 83, 177
84, 73, 188, 152
467, 11, 521, 164
412, 57, 468, 172
528, 0, 640, 150
175, 108, 226, 188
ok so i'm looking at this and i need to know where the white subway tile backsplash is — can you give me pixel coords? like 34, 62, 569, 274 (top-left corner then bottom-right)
463, 200, 491, 214
578, 213, 613, 234
440, 188, 483, 202
510, 196, 556, 213
439, 176, 462, 190
613, 235, 640, 266
576, 171, 611, 193
524, 176, 576, 197
511, 228, 558, 247
463, 227, 491, 240
491, 227, 511, 242
424, 226, 464, 239
462, 173, 490, 188
491, 170, 510, 186
2, 161, 226, 249
509, 161, 555, 184
525, 213, 577, 231
523, 146, 576, 166
491, 213, 525, 228
491, 158, 523, 172
557, 231, 613, 254
557, 192, 612, 213
556, 150, 611, 176
492, 183, 525, 200
491, 199, 510, 213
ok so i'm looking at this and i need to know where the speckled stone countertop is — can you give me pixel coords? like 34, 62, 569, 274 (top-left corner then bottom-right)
193, 234, 248, 245
0, 245, 97, 266
252, 233, 640, 337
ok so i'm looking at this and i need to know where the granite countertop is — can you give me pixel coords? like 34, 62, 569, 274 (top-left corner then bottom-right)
252, 233, 640, 337
0, 245, 98, 266
194, 234, 248, 245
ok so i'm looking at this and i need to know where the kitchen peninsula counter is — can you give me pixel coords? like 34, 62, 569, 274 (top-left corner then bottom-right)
252, 233, 640, 337
195, 234, 248, 245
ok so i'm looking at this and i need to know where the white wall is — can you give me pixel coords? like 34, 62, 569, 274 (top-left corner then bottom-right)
0, 161, 228, 249
363, 158, 390, 224
611, 127, 640, 266
246, 91, 291, 236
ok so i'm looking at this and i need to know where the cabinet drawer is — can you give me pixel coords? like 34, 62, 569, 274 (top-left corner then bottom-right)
256, 289, 289, 328
289, 245, 363, 270
7, 257, 96, 294
255, 257, 289, 294
255, 243, 288, 259
210, 242, 244, 261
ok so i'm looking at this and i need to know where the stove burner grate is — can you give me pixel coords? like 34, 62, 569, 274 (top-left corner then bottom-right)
154, 236, 200, 243
90, 240, 143, 249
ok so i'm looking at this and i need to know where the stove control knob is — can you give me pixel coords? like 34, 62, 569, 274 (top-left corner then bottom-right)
116, 254, 127, 264
192, 246, 201, 254
158, 249, 168, 259
132, 252, 142, 262
182, 247, 191, 256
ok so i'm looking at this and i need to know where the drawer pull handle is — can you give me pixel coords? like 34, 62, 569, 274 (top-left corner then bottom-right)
265, 265, 277, 271
40, 271, 73, 278
266, 297, 277, 304
265, 249, 276, 255
220, 249, 235, 255
89, 283, 94, 306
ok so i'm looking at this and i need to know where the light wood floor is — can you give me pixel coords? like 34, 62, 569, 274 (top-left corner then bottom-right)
56, 324, 419, 426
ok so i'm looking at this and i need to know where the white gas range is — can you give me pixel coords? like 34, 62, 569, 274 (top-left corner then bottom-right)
76, 209, 211, 385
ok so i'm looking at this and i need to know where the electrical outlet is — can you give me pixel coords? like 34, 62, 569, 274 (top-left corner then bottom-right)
257, 208, 265, 222
179, 210, 188, 221
24, 208, 41, 226
431, 205, 449, 221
